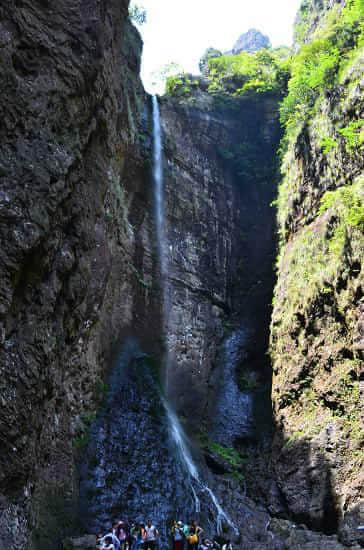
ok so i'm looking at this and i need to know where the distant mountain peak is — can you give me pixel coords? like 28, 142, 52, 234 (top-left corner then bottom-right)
232, 29, 271, 54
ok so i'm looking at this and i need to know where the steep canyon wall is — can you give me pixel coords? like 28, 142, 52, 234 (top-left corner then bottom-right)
160, 93, 281, 429
0, 1, 159, 547
0, 0, 363, 547
271, 0, 364, 544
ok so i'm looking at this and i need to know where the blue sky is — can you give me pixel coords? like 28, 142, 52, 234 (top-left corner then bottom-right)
137, 0, 302, 92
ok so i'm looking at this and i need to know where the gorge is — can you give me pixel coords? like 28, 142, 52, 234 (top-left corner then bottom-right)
0, 0, 363, 549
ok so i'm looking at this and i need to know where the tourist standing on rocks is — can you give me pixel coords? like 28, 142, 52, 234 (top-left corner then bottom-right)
99, 526, 121, 549
112, 522, 121, 549
144, 520, 159, 550
116, 521, 128, 550
132, 522, 147, 549
170, 520, 185, 550
100, 535, 114, 550
186, 520, 203, 550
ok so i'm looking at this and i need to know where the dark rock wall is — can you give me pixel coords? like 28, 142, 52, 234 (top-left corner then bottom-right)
160, 94, 281, 429
79, 340, 196, 548
0, 1, 160, 547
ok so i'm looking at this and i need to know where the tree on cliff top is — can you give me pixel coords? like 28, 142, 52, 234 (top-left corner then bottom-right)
199, 48, 223, 76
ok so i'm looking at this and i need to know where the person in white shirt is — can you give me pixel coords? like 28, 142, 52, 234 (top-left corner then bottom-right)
101, 535, 114, 550
101, 528, 120, 550
144, 519, 159, 550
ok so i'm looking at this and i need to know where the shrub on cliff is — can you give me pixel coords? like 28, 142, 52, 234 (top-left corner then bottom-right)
206, 48, 291, 97
165, 74, 200, 97
199, 48, 222, 76
280, 0, 364, 133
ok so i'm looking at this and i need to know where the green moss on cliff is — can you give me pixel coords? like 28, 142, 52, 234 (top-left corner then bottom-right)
271, 0, 364, 522
273, 178, 363, 334
208, 441, 246, 468
276, 0, 364, 241
281, 0, 364, 137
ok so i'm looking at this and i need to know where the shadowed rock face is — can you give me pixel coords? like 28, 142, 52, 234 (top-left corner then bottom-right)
160, 94, 281, 428
79, 341, 196, 548
0, 1, 160, 547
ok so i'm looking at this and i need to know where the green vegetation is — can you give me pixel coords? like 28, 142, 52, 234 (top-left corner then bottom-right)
151, 62, 184, 92
165, 47, 291, 100
199, 48, 222, 75
320, 135, 338, 154
207, 48, 291, 97
276, 0, 364, 240
274, 179, 363, 333
319, 179, 364, 226
282, 360, 363, 457
165, 74, 199, 97
338, 120, 364, 152
207, 441, 245, 468
197, 435, 246, 481
294, 0, 313, 45
280, 0, 364, 134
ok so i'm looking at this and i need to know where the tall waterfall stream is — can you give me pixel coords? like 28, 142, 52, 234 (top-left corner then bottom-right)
152, 95, 238, 537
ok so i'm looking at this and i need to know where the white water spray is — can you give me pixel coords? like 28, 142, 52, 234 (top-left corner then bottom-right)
152, 95, 238, 537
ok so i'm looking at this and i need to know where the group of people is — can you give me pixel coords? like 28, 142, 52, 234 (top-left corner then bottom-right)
170, 520, 232, 550
97, 520, 159, 550
96, 519, 233, 550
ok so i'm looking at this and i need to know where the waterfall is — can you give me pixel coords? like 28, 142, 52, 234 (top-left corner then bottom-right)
152, 94, 167, 281
152, 95, 238, 537
152, 94, 172, 393
163, 397, 238, 536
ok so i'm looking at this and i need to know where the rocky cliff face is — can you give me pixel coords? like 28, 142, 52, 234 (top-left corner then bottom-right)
271, 0, 364, 545
1, 0, 363, 548
0, 1, 160, 547
160, 92, 281, 429
294, 0, 346, 45
0, 1, 282, 544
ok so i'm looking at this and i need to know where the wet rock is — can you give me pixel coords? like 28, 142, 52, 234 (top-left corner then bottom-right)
63, 535, 96, 550
269, 518, 362, 549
